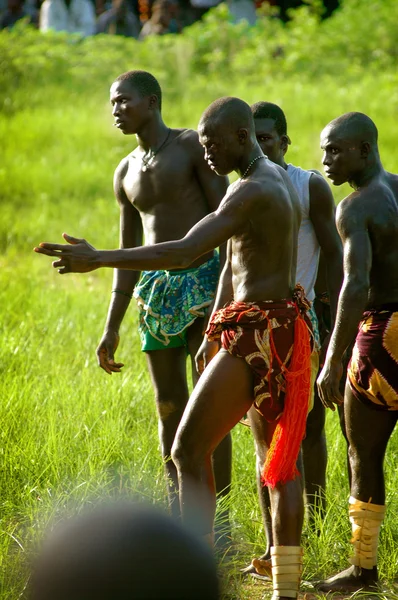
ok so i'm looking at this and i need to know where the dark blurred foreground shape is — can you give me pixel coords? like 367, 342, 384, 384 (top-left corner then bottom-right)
29, 502, 220, 600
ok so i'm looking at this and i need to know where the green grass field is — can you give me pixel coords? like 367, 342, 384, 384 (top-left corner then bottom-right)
2, 2, 398, 597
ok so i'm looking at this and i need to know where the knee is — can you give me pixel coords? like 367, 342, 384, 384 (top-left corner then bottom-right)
171, 435, 208, 473
155, 393, 186, 424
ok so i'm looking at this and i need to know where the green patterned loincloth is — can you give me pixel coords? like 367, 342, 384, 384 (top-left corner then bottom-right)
134, 254, 219, 349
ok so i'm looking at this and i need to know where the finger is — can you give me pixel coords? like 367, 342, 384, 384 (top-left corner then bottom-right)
63, 233, 84, 245
34, 246, 62, 257
98, 349, 113, 375
39, 242, 72, 251
108, 359, 124, 373
53, 258, 67, 268
195, 356, 204, 375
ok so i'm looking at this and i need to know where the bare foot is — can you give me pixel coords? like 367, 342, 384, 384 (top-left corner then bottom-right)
240, 555, 272, 580
315, 565, 378, 594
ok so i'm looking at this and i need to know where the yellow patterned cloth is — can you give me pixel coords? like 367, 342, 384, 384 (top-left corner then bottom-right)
348, 304, 398, 410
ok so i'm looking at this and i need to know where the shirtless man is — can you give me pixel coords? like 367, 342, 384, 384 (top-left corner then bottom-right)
242, 101, 343, 578
84, 70, 231, 525
316, 112, 398, 593
36, 96, 313, 600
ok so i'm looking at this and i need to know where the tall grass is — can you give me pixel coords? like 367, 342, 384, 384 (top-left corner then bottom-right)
2, 1, 398, 597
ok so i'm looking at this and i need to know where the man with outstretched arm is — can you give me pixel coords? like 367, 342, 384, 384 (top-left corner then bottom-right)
36, 97, 314, 600
93, 70, 231, 531
239, 101, 343, 579
316, 112, 398, 594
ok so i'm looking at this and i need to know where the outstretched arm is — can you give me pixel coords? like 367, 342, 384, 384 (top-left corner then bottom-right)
35, 183, 254, 274
317, 198, 371, 409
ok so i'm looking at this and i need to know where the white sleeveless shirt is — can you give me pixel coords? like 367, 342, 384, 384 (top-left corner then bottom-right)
286, 164, 320, 302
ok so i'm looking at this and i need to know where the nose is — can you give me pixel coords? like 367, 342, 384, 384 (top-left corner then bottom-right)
322, 151, 331, 166
112, 103, 120, 117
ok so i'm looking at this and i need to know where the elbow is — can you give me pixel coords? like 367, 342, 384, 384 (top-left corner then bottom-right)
343, 276, 369, 298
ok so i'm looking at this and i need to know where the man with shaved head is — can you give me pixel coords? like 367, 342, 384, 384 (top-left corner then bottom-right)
241, 101, 343, 580
316, 112, 398, 593
36, 96, 314, 600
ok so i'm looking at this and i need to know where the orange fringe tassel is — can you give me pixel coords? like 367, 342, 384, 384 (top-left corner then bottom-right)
261, 312, 311, 488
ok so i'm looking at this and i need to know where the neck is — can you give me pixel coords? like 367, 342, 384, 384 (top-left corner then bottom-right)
237, 144, 265, 179
274, 154, 287, 170
135, 116, 168, 152
349, 158, 383, 190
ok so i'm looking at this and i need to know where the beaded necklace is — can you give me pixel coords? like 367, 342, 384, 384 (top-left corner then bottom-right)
241, 154, 267, 179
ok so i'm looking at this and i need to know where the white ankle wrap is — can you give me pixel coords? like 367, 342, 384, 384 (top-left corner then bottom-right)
271, 546, 302, 599
349, 496, 385, 569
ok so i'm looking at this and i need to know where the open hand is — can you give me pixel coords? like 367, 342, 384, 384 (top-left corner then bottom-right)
317, 358, 344, 411
34, 233, 99, 274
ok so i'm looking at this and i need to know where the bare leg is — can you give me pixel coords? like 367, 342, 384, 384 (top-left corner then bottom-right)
186, 318, 232, 543
302, 387, 327, 526
242, 405, 304, 579
145, 346, 190, 518
171, 350, 254, 538
317, 382, 397, 594
247, 404, 273, 562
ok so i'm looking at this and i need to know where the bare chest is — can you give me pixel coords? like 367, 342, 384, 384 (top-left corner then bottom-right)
123, 147, 196, 213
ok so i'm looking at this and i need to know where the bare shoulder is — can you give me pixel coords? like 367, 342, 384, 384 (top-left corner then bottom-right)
308, 170, 334, 205
113, 156, 130, 186
219, 178, 262, 211
176, 128, 203, 156
336, 190, 365, 234
309, 171, 331, 192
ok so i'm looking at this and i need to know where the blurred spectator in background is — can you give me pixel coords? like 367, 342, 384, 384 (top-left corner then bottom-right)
256, 0, 339, 21
189, 0, 220, 20
0, 0, 37, 27
96, 0, 141, 36
139, 0, 179, 38
39, 0, 96, 34
29, 502, 220, 600
227, 0, 256, 24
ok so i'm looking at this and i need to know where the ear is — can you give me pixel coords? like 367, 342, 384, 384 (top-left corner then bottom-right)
148, 94, 159, 110
237, 128, 248, 144
360, 141, 371, 158
281, 134, 291, 155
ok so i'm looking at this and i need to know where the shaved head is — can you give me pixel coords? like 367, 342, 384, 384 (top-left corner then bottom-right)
323, 112, 378, 146
199, 96, 255, 135
30, 503, 219, 600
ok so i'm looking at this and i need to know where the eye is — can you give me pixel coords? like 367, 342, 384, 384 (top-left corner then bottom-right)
331, 148, 339, 155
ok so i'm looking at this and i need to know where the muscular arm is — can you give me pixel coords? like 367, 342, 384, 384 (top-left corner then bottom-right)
36, 181, 257, 274
309, 173, 343, 323
326, 200, 371, 362
317, 197, 371, 408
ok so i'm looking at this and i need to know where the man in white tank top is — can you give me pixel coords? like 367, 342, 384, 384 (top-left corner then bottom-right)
242, 101, 343, 578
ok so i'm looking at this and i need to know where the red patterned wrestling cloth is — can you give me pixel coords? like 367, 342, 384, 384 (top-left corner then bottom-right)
206, 286, 313, 487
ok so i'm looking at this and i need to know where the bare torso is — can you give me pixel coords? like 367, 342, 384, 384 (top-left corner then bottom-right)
344, 171, 398, 306
226, 159, 301, 302
121, 128, 217, 268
